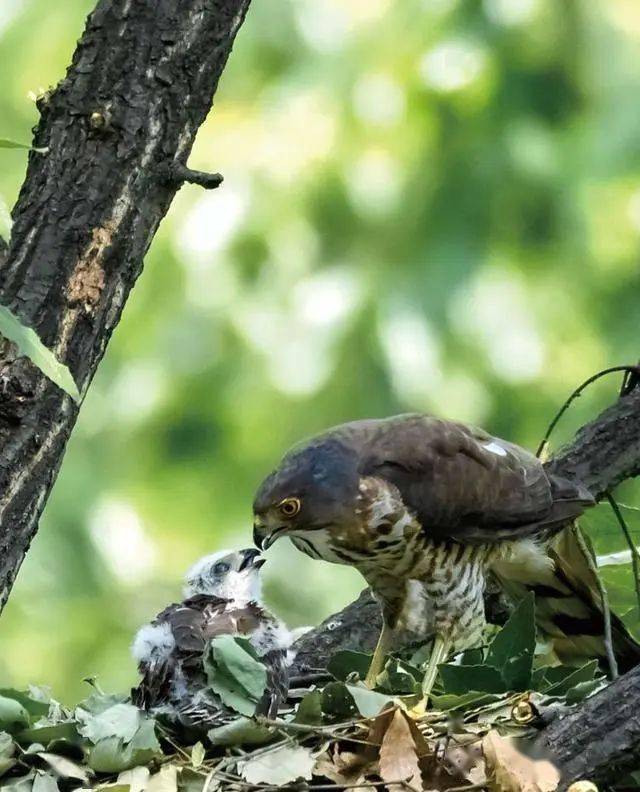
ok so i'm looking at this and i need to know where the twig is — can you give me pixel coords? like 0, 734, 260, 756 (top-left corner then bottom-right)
574, 526, 618, 679
289, 672, 333, 687
257, 717, 376, 747
161, 161, 224, 189
536, 365, 640, 458
606, 493, 640, 616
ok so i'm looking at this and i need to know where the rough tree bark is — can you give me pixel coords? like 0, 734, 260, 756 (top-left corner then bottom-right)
0, 0, 252, 610
292, 386, 640, 786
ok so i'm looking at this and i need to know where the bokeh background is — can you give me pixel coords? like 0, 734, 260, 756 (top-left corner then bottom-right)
0, 0, 639, 703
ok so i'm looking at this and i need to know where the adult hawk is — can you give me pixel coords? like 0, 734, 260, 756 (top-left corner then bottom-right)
131, 548, 292, 729
253, 415, 640, 701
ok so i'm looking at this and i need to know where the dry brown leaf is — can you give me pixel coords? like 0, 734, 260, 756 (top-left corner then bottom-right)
483, 730, 560, 792
379, 708, 422, 789
314, 746, 377, 788
367, 706, 397, 745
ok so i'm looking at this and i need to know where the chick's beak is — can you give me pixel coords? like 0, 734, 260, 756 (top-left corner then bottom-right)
239, 547, 263, 571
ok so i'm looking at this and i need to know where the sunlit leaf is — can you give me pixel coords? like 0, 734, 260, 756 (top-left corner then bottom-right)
0, 696, 31, 734
117, 766, 150, 792
239, 743, 315, 786
77, 703, 141, 744
345, 684, 394, 718
190, 742, 205, 769
0, 689, 51, 719
87, 719, 161, 773
0, 305, 80, 402
38, 752, 91, 782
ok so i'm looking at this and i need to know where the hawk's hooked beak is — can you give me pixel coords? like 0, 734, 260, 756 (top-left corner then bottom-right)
253, 519, 286, 551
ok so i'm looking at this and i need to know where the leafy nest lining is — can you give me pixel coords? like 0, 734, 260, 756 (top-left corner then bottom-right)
0, 596, 614, 792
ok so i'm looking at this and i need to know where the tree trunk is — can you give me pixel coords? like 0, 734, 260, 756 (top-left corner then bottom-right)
0, 0, 252, 610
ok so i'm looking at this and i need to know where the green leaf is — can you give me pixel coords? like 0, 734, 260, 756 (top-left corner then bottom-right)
0, 304, 80, 402
565, 677, 607, 704
177, 767, 208, 792
378, 659, 421, 695
458, 647, 485, 665
1, 771, 36, 791
145, 765, 177, 792
438, 664, 506, 695
87, 719, 161, 773
0, 695, 31, 733
0, 139, 31, 150
205, 636, 267, 717
32, 773, 59, 792
486, 593, 536, 690
38, 752, 91, 782
207, 716, 274, 747
117, 766, 151, 792
543, 660, 600, 696
17, 721, 80, 747
345, 684, 394, 718
77, 702, 141, 744
429, 690, 504, 712
191, 742, 205, 769
240, 743, 315, 786
327, 650, 372, 682
294, 690, 323, 725
0, 689, 52, 718
76, 693, 124, 716
320, 681, 357, 718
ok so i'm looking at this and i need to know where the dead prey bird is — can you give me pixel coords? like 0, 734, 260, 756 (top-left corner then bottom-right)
131, 548, 292, 729
253, 414, 640, 707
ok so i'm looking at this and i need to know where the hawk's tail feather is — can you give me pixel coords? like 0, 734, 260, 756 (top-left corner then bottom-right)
492, 524, 640, 674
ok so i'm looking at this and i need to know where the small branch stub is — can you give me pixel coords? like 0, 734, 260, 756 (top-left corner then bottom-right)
162, 161, 223, 190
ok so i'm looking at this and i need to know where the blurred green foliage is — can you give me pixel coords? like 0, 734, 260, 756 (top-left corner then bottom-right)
0, 0, 639, 702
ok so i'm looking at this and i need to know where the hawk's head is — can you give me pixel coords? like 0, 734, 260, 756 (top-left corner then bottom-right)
253, 437, 360, 551
183, 547, 265, 602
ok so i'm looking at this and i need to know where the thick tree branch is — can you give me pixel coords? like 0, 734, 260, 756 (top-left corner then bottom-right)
0, 0, 252, 610
547, 386, 640, 499
539, 663, 640, 788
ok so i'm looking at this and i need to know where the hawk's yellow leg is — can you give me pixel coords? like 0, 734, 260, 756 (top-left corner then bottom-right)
410, 634, 452, 716
364, 622, 393, 688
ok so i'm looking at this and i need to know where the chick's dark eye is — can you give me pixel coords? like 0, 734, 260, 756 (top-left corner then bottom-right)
278, 497, 301, 518
213, 562, 230, 575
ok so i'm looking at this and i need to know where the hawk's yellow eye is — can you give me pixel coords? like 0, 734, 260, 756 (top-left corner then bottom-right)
278, 497, 301, 518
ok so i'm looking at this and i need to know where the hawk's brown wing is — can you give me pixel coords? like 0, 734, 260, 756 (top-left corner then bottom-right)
358, 415, 593, 543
